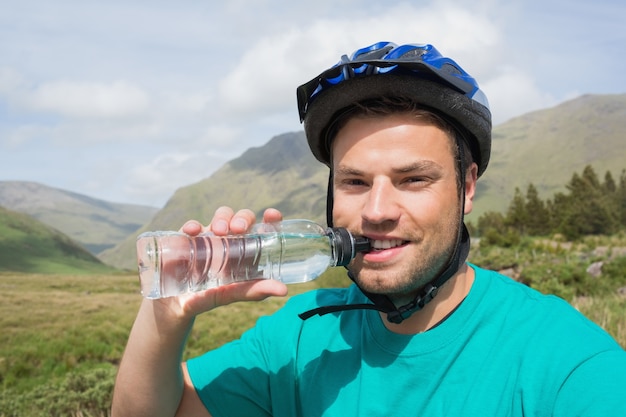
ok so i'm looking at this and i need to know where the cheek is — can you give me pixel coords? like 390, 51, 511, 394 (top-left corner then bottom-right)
408, 188, 461, 229
331, 193, 355, 223
422, 190, 450, 209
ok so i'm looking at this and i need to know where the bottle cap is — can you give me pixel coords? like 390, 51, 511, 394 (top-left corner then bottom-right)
328, 227, 370, 266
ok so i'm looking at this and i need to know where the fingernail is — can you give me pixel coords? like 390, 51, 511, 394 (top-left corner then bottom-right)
213, 219, 228, 233
233, 218, 247, 231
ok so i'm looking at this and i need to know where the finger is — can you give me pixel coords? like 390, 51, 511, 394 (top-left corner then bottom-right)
218, 279, 288, 305
229, 209, 256, 233
209, 206, 235, 235
262, 208, 283, 223
181, 220, 204, 235
182, 280, 288, 315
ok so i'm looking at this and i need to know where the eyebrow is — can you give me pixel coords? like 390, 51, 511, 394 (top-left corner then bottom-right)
334, 160, 444, 176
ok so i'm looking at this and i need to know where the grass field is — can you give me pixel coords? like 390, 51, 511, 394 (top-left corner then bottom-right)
0, 271, 313, 416
1, 269, 625, 416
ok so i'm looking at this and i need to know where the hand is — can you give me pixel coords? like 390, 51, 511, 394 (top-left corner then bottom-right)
165, 207, 288, 317
181, 206, 283, 236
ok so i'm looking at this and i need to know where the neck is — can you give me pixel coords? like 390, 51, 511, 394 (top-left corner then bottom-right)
380, 263, 475, 334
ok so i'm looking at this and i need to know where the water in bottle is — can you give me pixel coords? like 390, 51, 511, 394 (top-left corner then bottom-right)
136, 219, 370, 299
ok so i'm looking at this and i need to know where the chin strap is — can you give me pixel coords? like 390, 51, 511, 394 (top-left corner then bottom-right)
298, 225, 470, 323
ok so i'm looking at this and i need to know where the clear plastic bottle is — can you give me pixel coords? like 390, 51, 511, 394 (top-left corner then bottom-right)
136, 219, 371, 299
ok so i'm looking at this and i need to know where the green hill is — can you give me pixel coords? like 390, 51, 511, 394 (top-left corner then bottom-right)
473, 93, 626, 219
0, 206, 116, 274
99, 131, 329, 270
0, 181, 158, 255
100, 93, 626, 270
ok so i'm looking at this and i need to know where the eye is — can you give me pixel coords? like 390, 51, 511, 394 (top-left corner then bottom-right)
402, 176, 432, 188
340, 178, 368, 188
346, 178, 367, 186
335, 177, 369, 191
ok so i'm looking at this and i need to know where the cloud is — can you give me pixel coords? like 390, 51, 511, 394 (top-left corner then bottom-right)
0, 67, 26, 95
2, 0, 623, 207
4, 124, 46, 148
126, 150, 230, 205
482, 68, 558, 124
215, 3, 502, 121
109, 3, 510, 206
22, 80, 151, 119
0, 74, 210, 148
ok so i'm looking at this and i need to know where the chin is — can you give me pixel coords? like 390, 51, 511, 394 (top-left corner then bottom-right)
349, 264, 437, 298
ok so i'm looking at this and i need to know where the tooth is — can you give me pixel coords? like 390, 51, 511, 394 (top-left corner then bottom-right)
370, 239, 407, 249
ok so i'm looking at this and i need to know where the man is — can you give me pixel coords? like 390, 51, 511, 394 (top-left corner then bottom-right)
112, 42, 626, 416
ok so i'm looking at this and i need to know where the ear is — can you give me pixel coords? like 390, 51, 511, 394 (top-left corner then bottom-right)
463, 163, 479, 215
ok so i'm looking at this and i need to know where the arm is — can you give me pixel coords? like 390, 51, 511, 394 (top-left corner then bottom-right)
111, 207, 287, 417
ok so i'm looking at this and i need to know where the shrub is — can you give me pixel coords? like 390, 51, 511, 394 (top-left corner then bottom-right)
0, 366, 116, 417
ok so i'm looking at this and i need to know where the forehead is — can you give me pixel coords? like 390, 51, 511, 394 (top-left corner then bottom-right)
330, 113, 456, 168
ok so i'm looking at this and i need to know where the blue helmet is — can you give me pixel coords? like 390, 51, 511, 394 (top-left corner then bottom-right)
296, 41, 492, 176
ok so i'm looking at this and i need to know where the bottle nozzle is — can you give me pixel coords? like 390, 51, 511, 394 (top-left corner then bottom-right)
353, 236, 371, 253
327, 227, 371, 267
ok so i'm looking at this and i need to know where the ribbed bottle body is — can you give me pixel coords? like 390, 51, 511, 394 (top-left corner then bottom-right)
136, 220, 337, 299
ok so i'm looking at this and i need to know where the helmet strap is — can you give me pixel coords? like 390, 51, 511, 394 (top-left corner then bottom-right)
326, 172, 334, 227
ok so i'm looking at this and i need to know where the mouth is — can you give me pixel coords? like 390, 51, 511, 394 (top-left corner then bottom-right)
369, 238, 409, 251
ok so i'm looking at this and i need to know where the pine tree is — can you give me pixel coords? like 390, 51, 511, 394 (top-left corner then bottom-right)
602, 170, 621, 228
551, 190, 578, 239
524, 183, 550, 236
505, 187, 527, 235
556, 166, 618, 238
479, 165, 626, 245
603, 171, 617, 194
618, 170, 626, 228
477, 211, 506, 236
477, 211, 519, 247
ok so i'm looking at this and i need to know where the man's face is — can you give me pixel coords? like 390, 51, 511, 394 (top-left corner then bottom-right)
331, 113, 475, 303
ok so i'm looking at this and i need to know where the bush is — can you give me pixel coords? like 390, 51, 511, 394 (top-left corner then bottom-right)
481, 227, 521, 248
0, 366, 116, 417
518, 263, 582, 301
471, 234, 626, 301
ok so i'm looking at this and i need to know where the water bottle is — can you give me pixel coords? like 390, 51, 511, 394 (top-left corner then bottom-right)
136, 219, 371, 299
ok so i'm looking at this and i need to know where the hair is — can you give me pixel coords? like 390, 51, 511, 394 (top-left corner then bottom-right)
326, 96, 474, 194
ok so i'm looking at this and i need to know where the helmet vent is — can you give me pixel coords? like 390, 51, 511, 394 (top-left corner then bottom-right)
440, 62, 462, 76
354, 44, 394, 61
398, 48, 427, 60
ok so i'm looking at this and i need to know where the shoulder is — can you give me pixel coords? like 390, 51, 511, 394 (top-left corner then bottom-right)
470, 264, 623, 354
472, 264, 579, 312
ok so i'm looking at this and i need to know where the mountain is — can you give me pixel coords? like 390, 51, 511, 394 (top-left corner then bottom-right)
0, 181, 158, 254
475, 93, 626, 217
99, 131, 329, 269
0, 205, 115, 274
96, 94, 626, 270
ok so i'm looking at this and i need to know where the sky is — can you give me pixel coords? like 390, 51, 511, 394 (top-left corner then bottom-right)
1, 0, 625, 208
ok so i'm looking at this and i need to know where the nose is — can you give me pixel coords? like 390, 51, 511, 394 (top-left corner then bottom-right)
361, 178, 400, 225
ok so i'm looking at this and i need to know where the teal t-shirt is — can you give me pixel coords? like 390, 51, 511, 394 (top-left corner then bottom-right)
187, 265, 626, 416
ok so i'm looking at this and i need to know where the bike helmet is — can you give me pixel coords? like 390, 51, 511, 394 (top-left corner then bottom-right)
297, 41, 491, 176
296, 42, 492, 324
